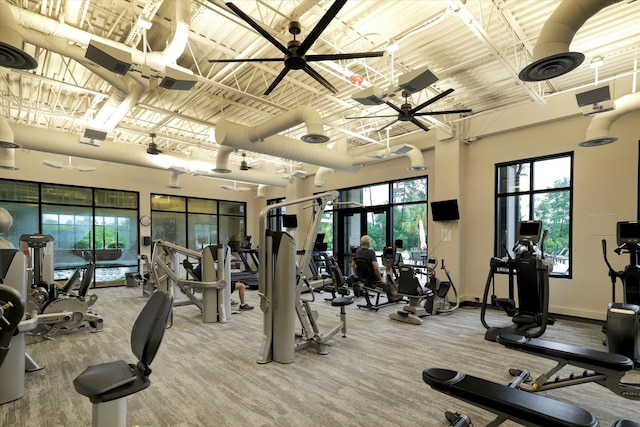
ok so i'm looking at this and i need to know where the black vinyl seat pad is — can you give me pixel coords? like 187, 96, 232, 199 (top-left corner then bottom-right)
423, 368, 598, 427
497, 334, 634, 372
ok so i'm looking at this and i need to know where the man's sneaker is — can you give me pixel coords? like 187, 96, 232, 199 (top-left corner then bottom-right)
239, 304, 254, 311
231, 299, 239, 306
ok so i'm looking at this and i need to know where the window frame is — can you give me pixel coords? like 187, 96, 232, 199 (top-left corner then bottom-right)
494, 152, 573, 278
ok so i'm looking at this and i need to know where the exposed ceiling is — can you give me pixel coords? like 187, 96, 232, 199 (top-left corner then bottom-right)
1, 0, 639, 183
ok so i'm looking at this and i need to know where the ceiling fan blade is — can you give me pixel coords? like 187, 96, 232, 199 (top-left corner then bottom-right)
302, 64, 337, 93
306, 51, 384, 61
410, 88, 455, 114
383, 101, 405, 115
413, 109, 472, 116
208, 58, 282, 63
346, 114, 398, 119
225, 2, 290, 56
42, 160, 64, 169
376, 119, 399, 133
298, 0, 347, 55
264, 67, 291, 95
410, 117, 431, 133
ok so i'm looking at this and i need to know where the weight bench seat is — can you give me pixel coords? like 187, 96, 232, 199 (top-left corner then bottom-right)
331, 296, 354, 307
423, 368, 598, 427
497, 334, 634, 373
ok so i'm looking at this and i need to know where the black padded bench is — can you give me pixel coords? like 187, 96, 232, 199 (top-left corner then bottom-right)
495, 334, 640, 400
497, 334, 634, 373
423, 367, 599, 427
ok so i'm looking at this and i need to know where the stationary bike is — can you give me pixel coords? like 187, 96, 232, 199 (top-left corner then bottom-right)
481, 220, 554, 341
601, 220, 640, 367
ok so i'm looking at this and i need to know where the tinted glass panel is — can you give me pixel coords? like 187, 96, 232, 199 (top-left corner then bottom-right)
41, 184, 92, 205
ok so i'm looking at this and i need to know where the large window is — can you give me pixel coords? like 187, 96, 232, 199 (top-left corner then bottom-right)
150, 195, 245, 251
495, 153, 573, 277
0, 179, 139, 287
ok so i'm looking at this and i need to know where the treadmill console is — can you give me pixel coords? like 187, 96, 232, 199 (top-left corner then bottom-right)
616, 221, 640, 246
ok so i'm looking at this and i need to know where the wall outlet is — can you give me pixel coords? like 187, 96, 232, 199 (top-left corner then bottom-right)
441, 228, 451, 241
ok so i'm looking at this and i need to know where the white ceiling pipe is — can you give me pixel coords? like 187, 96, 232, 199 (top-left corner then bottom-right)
313, 167, 334, 188
0, 2, 38, 69
22, 27, 129, 94
0, 147, 18, 170
0, 115, 19, 148
9, 0, 189, 71
255, 184, 268, 198
213, 145, 234, 173
10, 123, 288, 187
519, 0, 621, 81
580, 92, 640, 147
248, 106, 329, 144
103, 73, 149, 131
350, 144, 427, 172
216, 119, 360, 173
63, 0, 84, 27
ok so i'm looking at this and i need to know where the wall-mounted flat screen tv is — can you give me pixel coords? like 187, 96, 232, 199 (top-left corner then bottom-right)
282, 214, 298, 228
430, 199, 460, 222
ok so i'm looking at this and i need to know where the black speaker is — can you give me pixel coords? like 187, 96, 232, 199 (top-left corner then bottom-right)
85, 39, 132, 75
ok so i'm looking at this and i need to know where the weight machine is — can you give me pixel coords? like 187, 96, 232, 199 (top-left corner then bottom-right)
149, 241, 230, 325
19, 234, 103, 340
257, 191, 354, 364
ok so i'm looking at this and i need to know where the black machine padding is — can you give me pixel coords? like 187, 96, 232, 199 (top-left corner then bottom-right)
497, 334, 634, 372
423, 368, 599, 427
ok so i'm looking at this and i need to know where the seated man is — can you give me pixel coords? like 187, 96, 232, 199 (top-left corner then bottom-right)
183, 260, 253, 311
351, 235, 401, 302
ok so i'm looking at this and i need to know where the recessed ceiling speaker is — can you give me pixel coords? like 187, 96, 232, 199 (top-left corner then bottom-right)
397, 66, 438, 94
0, 3, 38, 70
159, 66, 197, 91
85, 39, 132, 75
352, 86, 385, 105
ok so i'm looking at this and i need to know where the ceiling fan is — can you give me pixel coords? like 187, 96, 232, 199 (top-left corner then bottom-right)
209, 1, 384, 95
239, 153, 251, 171
348, 88, 471, 133
42, 156, 96, 172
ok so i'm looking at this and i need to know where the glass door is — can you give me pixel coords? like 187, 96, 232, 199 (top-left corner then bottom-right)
337, 207, 389, 276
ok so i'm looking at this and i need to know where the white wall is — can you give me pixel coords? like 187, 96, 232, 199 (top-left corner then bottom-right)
461, 111, 639, 319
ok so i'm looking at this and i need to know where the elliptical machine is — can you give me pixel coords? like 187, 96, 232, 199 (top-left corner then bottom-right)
601, 221, 640, 367
481, 220, 554, 341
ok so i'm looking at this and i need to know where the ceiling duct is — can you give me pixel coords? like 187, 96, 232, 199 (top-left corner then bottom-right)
0, 115, 19, 170
9, 123, 288, 187
212, 146, 233, 173
313, 167, 334, 188
519, 0, 621, 82
579, 92, 640, 147
255, 184, 268, 199
0, 3, 38, 69
248, 106, 329, 144
0, 147, 18, 170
